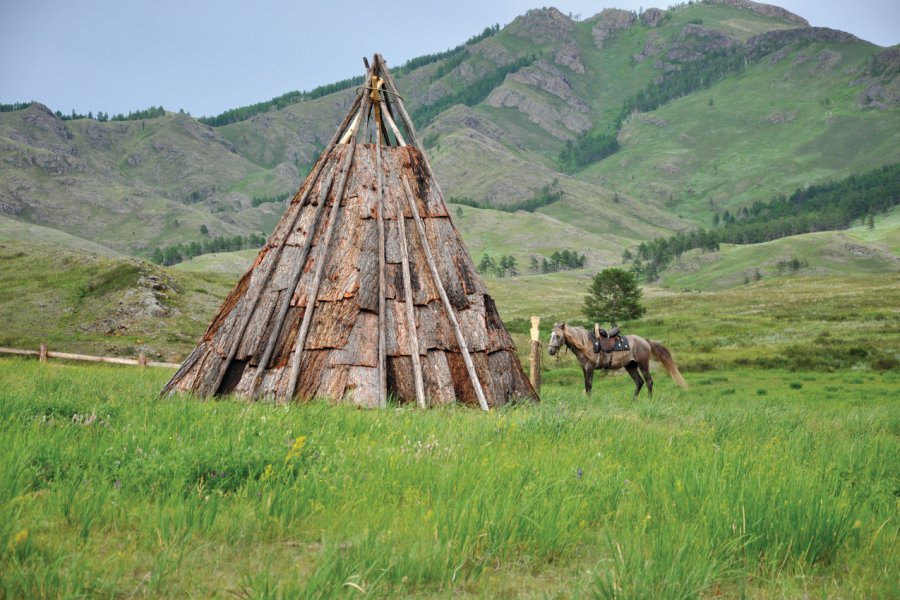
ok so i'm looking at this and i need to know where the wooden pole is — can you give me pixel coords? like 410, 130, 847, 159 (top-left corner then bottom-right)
400, 177, 489, 411
338, 111, 360, 145
529, 316, 541, 395
0, 346, 180, 369
392, 178, 426, 408
282, 123, 361, 404
380, 100, 406, 147
375, 91, 388, 408
209, 92, 363, 398
374, 55, 422, 148
138, 352, 148, 367
248, 159, 339, 397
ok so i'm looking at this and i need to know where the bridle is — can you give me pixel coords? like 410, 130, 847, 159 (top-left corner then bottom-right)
548, 326, 567, 357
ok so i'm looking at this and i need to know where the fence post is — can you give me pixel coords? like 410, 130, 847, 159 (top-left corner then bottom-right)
529, 316, 541, 395
138, 352, 148, 367
39, 343, 48, 363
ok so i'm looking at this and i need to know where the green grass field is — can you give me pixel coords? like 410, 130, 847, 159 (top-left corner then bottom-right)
1, 204, 898, 597
0, 358, 896, 598
1, 265, 898, 597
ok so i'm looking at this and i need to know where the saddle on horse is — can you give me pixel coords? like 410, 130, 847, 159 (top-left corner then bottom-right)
592, 323, 630, 353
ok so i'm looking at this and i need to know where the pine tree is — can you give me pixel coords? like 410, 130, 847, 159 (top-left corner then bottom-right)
582, 268, 646, 325
477, 253, 497, 275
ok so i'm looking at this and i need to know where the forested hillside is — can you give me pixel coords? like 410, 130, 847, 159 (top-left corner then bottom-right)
0, 0, 897, 272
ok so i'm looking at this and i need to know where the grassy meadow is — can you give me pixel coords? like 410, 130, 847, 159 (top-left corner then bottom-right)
2, 266, 899, 598
0, 358, 896, 599
1, 217, 898, 598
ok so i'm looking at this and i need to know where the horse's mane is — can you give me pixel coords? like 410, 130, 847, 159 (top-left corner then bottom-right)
562, 324, 594, 354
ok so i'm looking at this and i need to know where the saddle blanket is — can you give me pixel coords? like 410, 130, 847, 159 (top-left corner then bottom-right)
592, 333, 630, 354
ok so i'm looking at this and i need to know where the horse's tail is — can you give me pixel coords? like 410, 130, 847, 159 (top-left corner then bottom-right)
649, 340, 688, 389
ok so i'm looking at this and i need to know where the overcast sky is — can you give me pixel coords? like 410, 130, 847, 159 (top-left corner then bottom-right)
2, 0, 897, 118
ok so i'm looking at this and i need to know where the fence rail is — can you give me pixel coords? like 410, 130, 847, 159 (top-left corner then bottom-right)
0, 345, 181, 369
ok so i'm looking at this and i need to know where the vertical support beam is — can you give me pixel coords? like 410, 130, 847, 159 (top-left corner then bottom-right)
39, 343, 48, 363
392, 178, 426, 408
375, 100, 388, 408
208, 93, 363, 398
400, 177, 489, 411
282, 129, 361, 404
530, 316, 541, 395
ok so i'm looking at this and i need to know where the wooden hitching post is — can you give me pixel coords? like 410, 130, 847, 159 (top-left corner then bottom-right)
39, 343, 48, 363
529, 316, 541, 394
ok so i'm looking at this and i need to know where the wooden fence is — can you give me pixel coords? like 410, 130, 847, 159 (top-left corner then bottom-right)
0, 345, 181, 369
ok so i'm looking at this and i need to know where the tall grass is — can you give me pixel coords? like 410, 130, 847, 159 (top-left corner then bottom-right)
0, 358, 896, 597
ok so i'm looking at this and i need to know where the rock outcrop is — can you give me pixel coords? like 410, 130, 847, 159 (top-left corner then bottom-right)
487, 85, 591, 140
667, 24, 739, 63
554, 42, 585, 74
640, 8, 665, 27
590, 9, 636, 49
855, 47, 900, 109
707, 0, 808, 25
509, 60, 591, 113
507, 7, 575, 44
746, 27, 862, 59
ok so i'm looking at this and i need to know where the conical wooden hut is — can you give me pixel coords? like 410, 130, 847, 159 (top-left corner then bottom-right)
162, 54, 537, 409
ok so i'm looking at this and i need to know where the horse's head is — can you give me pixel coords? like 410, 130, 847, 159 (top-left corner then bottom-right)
548, 322, 566, 356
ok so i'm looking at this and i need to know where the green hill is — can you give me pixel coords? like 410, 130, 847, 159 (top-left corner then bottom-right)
0, 1, 897, 279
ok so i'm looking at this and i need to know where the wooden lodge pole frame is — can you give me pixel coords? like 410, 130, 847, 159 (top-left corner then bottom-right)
164, 54, 535, 409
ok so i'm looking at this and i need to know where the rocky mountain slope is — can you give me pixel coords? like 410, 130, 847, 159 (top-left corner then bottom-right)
1, 0, 897, 267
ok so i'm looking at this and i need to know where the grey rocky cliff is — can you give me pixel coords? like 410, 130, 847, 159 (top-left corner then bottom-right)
640, 8, 665, 28
507, 7, 575, 44
509, 60, 591, 113
554, 42, 585, 74
590, 9, 636, 49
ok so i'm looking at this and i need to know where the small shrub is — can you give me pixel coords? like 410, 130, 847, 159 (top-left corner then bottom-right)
871, 355, 899, 371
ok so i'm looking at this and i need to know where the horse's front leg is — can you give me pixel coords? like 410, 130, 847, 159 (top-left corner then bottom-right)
583, 366, 594, 396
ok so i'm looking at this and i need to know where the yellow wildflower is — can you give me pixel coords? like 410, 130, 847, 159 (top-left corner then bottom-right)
285, 436, 307, 463
13, 528, 28, 546
261, 464, 274, 481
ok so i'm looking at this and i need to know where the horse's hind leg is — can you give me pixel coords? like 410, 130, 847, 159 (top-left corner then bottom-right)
625, 363, 644, 400
583, 367, 594, 396
639, 360, 654, 399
